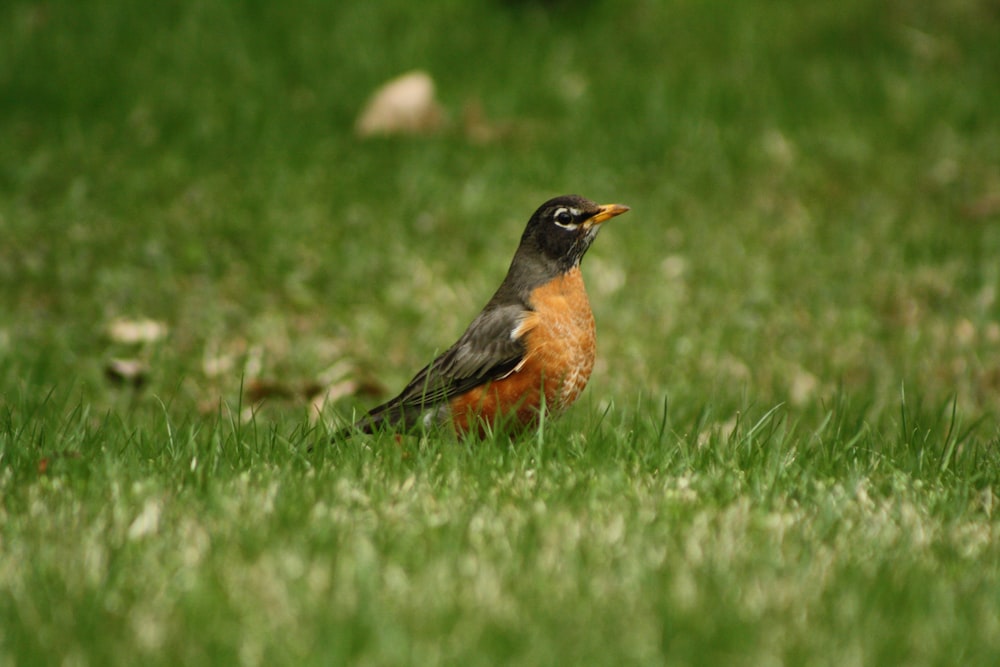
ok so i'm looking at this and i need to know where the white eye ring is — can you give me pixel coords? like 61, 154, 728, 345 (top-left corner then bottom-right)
553, 207, 581, 229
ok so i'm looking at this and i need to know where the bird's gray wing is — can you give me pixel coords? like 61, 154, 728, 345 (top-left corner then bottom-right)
352, 303, 533, 432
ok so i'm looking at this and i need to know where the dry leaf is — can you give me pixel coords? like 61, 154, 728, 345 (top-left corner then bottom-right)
962, 193, 1000, 220
309, 380, 358, 423
107, 317, 168, 344
355, 70, 444, 137
462, 99, 506, 144
105, 358, 149, 389
37, 451, 82, 475
245, 378, 297, 403
788, 366, 820, 407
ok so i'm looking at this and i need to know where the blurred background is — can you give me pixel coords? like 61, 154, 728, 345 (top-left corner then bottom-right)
2, 0, 999, 426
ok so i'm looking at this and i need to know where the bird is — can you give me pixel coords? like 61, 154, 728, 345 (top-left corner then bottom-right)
342, 194, 629, 437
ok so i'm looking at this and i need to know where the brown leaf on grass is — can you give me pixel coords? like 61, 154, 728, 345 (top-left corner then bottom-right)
37, 451, 82, 475
355, 70, 444, 137
244, 378, 297, 403
106, 317, 168, 344
788, 365, 820, 407
961, 193, 1000, 221
244, 375, 384, 405
105, 358, 149, 389
308, 372, 388, 424
461, 99, 514, 144
309, 380, 359, 424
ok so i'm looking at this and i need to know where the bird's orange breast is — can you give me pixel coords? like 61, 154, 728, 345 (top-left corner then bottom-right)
449, 267, 596, 435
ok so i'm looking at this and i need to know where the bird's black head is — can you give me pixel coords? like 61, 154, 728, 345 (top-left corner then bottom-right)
519, 195, 630, 273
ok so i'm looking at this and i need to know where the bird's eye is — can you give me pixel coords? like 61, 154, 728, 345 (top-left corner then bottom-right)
555, 209, 574, 225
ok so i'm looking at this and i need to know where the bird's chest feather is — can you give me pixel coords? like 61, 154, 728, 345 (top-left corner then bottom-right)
446, 268, 597, 434
520, 267, 597, 408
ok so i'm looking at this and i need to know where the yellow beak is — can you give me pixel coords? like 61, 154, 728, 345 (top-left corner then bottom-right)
587, 203, 631, 227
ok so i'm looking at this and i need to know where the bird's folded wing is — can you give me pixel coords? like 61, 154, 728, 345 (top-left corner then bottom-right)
377, 303, 534, 412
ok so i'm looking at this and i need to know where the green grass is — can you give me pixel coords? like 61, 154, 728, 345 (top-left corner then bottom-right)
3, 0, 1000, 665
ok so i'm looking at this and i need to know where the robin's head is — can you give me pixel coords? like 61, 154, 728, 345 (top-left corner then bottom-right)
520, 195, 630, 272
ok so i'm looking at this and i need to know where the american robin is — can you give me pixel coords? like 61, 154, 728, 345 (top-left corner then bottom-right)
344, 194, 629, 437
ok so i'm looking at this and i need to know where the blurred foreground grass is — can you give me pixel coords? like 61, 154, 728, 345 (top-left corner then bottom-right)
2, 1, 1000, 665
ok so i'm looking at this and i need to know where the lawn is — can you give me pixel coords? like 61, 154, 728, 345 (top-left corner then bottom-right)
2, 1, 1000, 665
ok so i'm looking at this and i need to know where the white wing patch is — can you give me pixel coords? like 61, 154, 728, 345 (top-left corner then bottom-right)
509, 311, 536, 341
500, 311, 538, 380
